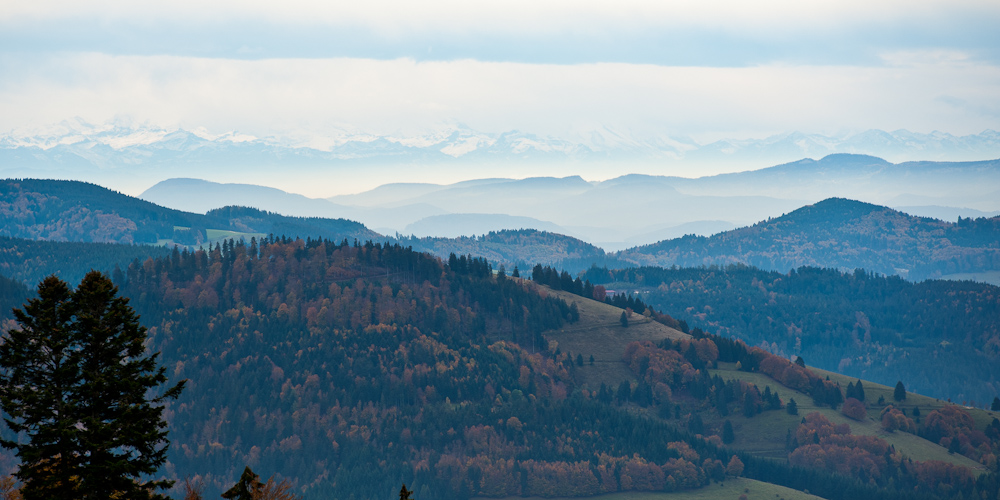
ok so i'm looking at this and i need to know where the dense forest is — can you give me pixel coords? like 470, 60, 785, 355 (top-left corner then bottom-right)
2, 239, 1000, 498
113, 236, 717, 499
617, 198, 1000, 281
0, 235, 172, 286
582, 264, 1000, 405
400, 229, 630, 276
6, 178, 1000, 499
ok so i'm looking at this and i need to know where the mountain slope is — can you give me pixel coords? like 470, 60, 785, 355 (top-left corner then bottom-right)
583, 264, 1000, 404
400, 229, 628, 272
0, 179, 381, 246
619, 197, 1000, 280
668, 154, 1000, 211
140, 178, 352, 217
2, 235, 998, 499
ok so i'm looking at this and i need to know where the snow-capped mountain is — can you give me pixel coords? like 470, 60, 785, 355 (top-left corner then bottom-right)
4, 120, 998, 164
2, 119, 998, 197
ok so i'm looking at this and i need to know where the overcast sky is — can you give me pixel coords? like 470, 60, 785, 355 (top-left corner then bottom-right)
2, 0, 999, 149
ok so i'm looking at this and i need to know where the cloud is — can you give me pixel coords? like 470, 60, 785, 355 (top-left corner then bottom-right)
2, 1, 998, 65
1, 52, 998, 143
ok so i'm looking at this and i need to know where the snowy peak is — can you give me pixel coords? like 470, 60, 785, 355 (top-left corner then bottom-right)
1, 122, 998, 168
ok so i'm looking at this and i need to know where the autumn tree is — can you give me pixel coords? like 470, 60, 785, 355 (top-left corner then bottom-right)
841, 398, 867, 421
181, 477, 204, 500
726, 455, 744, 477
0, 476, 21, 500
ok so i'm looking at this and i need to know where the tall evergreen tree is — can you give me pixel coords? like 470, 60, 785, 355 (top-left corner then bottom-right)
786, 398, 799, 415
0, 272, 184, 500
722, 419, 735, 444
399, 484, 414, 500
0, 276, 81, 499
71, 271, 185, 498
223, 466, 262, 500
894, 381, 907, 402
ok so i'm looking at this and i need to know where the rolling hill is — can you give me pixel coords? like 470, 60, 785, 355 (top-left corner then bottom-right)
1, 229, 999, 499
618, 197, 1000, 281
0, 178, 381, 247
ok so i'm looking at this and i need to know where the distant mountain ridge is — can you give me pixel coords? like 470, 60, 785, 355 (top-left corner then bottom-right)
618, 198, 1000, 281
5, 178, 1000, 285
0, 178, 380, 246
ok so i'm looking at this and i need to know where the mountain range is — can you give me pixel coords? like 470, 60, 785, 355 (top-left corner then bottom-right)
135, 154, 1000, 250
4, 176, 1000, 499
3, 120, 999, 197
3, 178, 999, 286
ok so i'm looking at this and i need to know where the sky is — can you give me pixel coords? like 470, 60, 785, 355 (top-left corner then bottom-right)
1, 0, 999, 186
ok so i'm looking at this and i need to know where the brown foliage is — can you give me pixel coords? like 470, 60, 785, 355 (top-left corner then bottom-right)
254, 477, 301, 500
924, 405, 991, 460
0, 476, 21, 500
726, 455, 744, 477
879, 406, 916, 433
181, 477, 204, 500
790, 412, 894, 480
841, 397, 867, 421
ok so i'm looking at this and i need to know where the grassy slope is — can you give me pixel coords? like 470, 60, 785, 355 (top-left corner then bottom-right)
709, 364, 985, 470
538, 285, 989, 475
475, 477, 827, 500
538, 285, 687, 390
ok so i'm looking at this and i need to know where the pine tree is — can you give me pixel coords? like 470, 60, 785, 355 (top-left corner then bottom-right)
71, 272, 185, 498
0, 272, 184, 500
722, 419, 735, 444
786, 398, 799, 415
619, 311, 629, 328
992, 397, 1000, 411
399, 484, 414, 500
0, 276, 81, 498
894, 381, 907, 402
223, 466, 262, 500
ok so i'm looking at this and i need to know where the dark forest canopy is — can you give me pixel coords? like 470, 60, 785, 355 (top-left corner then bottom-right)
0, 235, 172, 286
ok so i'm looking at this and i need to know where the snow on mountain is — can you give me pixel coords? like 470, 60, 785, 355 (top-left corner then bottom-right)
1, 121, 998, 171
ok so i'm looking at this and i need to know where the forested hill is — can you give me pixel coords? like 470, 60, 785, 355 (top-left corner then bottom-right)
0, 178, 380, 246
112, 237, 684, 499
0, 178, 628, 273
400, 229, 629, 275
5, 237, 1000, 499
584, 264, 1000, 404
0, 236, 173, 286
618, 197, 1000, 281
